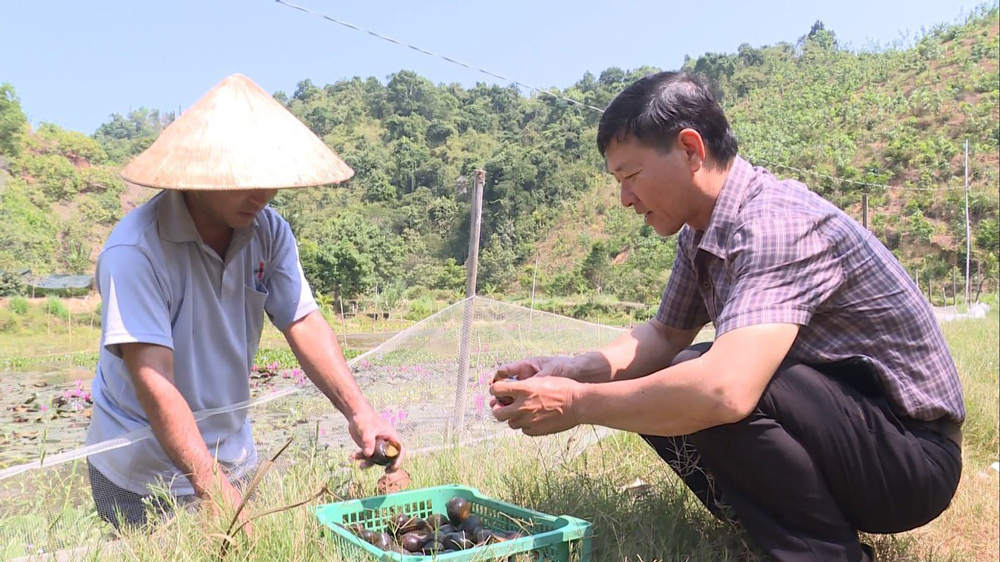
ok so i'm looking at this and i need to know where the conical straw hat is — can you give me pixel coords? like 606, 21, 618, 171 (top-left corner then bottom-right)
121, 74, 353, 190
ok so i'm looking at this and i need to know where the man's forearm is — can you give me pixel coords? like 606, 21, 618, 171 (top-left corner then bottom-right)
572, 321, 698, 383
285, 311, 372, 418
574, 356, 733, 436
133, 371, 226, 497
573, 323, 799, 436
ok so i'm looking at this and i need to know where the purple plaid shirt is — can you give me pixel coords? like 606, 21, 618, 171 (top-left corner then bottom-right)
656, 156, 965, 423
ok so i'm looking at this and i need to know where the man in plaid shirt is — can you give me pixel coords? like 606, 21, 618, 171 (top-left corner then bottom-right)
490, 71, 963, 562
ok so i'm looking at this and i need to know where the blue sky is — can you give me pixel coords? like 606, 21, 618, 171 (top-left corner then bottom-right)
1, 0, 978, 134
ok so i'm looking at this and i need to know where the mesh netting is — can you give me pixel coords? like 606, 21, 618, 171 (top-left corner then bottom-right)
0, 297, 624, 560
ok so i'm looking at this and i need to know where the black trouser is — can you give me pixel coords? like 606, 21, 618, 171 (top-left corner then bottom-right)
88, 459, 256, 531
641, 343, 962, 562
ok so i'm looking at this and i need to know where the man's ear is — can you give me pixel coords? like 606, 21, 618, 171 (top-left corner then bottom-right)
677, 128, 706, 173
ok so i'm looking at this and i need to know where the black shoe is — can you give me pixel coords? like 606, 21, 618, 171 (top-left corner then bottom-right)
860, 543, 877, 562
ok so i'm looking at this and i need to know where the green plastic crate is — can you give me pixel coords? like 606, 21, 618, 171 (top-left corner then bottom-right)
313, 484, 592, 561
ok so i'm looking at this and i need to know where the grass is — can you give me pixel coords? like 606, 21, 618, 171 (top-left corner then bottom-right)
0, 306, 996, 561
938, 311, 999, 463
25, 430, 986, 562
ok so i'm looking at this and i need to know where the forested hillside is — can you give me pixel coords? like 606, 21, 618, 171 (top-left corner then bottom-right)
0, 5, 996, 307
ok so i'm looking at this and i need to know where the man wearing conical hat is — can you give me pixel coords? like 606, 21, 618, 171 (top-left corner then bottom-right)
83, 74, 404, 530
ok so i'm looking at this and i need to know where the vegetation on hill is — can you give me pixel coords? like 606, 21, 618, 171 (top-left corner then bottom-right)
0, 5, 996, 311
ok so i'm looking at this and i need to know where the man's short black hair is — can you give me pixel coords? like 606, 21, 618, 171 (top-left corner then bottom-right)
597, 71, 738, 166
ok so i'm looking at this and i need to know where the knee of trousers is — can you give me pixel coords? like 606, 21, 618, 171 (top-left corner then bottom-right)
687, 363, 821, 452
671, 342, 713, 366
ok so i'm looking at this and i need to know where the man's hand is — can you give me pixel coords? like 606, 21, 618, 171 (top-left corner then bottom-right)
204, 474, 254, 537
348, 409, 406, 472
492, 356, 579, 382
490, 375, 583, 436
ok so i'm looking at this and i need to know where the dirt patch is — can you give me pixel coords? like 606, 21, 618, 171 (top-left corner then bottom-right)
119, 180, 153, 215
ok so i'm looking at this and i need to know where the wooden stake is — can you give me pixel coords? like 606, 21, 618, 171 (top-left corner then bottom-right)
338, 295, 348, 350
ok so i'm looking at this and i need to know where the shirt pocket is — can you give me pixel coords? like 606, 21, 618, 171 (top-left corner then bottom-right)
244, 284, 268, 365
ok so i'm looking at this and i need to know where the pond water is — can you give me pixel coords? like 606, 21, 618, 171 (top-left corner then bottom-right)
0, 332, 399, 469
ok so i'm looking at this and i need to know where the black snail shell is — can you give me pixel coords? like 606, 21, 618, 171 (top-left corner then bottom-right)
492, 371, 517, 406
425, 513, 449, 530
422, 541, 446, 555
401, 531, 431, 552
442, 530, 477, 551
373, 532, 394, 550
459, 514, 483, 533
370, 438, 400, 466
389, 512, 426, 535
446, 497, 472, 525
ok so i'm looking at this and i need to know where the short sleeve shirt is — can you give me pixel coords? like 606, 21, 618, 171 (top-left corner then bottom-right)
656, 156, 965, 423
85, 190, 319, 495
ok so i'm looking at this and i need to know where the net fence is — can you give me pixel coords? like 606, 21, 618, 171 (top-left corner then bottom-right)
0, 297, 625, 560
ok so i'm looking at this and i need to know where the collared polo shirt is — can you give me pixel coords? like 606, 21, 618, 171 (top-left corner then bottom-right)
85, 189, 318, 496
656, 156, 965, 423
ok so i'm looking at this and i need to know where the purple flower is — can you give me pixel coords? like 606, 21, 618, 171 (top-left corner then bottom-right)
379, 407, 409, 428
474, 394, 485, 412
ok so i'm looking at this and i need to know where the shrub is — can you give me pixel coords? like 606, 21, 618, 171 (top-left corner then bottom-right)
45, 296, 69, 319
404, 296, 435, 321
8, 296, 28, 315
0, 270, 25, 296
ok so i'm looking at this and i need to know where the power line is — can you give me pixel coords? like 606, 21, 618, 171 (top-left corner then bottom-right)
273, 0, 606, 114
274, 1, 986, 196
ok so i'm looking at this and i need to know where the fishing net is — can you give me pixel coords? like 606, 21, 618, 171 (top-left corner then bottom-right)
0, 297, 625, 560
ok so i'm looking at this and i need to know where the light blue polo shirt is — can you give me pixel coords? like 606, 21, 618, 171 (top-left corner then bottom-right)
85, 189, 318, 496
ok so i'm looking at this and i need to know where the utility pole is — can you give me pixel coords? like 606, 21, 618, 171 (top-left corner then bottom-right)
964, 139, 971, 305
528, 254, 539, 333
952, 267, 957, 306
862, 192, 869, 230
449, 168, 486, 441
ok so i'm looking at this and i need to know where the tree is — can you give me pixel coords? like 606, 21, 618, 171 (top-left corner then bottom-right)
293, 79, 322, 104
93, 108, 174, 163
300, 212, 405, 299
976, 253, 998, 302
361, 170, 396, 203
801, 21, 838, 56
0, 83, 28, 157
581, 241, 610, 290
975, 218, 999, 253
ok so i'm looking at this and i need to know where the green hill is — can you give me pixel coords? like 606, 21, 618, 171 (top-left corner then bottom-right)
0, 4, 996, 309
